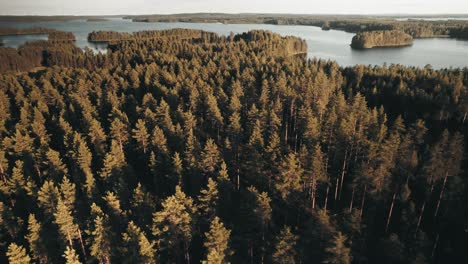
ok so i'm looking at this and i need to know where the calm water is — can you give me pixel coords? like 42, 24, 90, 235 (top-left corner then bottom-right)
1, 17, 468, 69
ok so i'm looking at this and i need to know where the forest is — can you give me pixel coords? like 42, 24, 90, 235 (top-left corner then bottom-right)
350, 30, 414, 49
127, 13, 468, 39
0, 28, 467, 264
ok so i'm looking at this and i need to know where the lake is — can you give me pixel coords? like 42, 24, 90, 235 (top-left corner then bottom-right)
1, 17, 468, 69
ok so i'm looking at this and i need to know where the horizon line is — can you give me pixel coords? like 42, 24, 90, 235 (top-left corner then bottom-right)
1, 12, 468, 17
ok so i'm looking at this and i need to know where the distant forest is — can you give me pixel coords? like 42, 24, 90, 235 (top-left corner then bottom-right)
125, 13, 468, 39
0, 28, 467, 264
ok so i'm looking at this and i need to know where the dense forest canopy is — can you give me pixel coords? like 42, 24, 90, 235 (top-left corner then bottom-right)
0, 28, 467, 264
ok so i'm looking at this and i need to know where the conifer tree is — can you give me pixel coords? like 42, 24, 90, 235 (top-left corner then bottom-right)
64, 246, 81, 264
27, 214, 48, 263
275, 153, 303, 200
37, 180, 60, 217
323, 232, 351, 264
88, 215, 112, 264
45, 149, 68, 180
201, 139, 221, 176
60, 176, 76, 212
153, 186, 196, 263
7, 243, 31, 264
198, 178, 219, 222
202, 217, 231, 264
171, 152, 184, 186
110, 117, 130, 153
122, 221, 156, 264
272, 226, 297, 264
133, 119, 150, 154
54, 199, 78, 248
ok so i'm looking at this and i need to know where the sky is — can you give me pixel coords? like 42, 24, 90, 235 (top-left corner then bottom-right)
0, 0, 467, 16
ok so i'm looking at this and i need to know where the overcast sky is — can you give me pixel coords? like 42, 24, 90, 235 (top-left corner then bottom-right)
0, 0, 467, 16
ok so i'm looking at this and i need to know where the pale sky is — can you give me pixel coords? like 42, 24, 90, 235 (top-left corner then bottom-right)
0, 0, 467, 16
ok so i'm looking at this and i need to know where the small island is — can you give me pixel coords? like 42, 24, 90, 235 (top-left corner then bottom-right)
87, 18, 109, 22
351, 30, 414, 49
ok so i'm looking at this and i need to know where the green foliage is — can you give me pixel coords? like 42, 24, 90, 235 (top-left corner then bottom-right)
7, 243, 31, 264
323, 232, 351, 264
63, 246, 81, 264
0, 28, 466, 264
275, 153, 303, 200
272, 226, 297, 264
122, 221, 156, 264
202, 217, 232, 264
152, 186, 196, 262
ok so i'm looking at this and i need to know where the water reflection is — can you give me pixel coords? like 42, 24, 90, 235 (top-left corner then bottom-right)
0, 34, 48, 48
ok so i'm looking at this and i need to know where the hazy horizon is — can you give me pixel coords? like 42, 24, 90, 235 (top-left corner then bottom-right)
1, 0, 468, 16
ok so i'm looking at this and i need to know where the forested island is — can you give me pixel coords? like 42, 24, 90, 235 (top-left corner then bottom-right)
0, 28, 467, 264
351, 30, 414, 49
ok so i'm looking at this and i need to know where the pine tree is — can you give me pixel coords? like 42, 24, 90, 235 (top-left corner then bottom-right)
45, 149, 68, 180
27, 214, 47, 263
171, 152, 184, 186
198, 178, 219, 221
89, 215, 112, 264
72, 133, 96, 198
110, 117, 130, 153
54, 199, 78, 247
275, 153, 303, 200
133, 119, 150, 154
308, 144, 328, 210
6, 243, 31, 264
152, 186, 196, 263
202, 217, 231, 264
122, 221, 156, 264
323, 232, 351, 264
272, 226, 297, 264
2, 160, 27, 197
201, 139, 221, 176
100, 140, 128, 193
37, 180, 60, 217
64, 246, 81, 264
104, 191, 123, 217
60, 176, 76, 213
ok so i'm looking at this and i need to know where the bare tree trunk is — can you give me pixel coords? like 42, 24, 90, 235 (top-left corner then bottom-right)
360, 185, 367, 218
67, 232, 73, 248
386, 192, 397, 232
334, 177, 339, 201
349, 186, 355, 212
339, 148, 349, 200
434, 172, 448, 218
311, 176, 317, 210
284, 120, 288, 146
78, 228, 87, 260
185, 242, 190, 264
324, 184, 330, 210
431, 233, 440, 259
237, 167, 240, 191
250, 243, 254, 264
415, 201, 426, 236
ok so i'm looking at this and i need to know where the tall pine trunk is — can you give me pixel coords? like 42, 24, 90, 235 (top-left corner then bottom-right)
386, 192, 397, 232
360, 185, 367, 218
415, 201, 426, 235
434, 172, 449, 218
